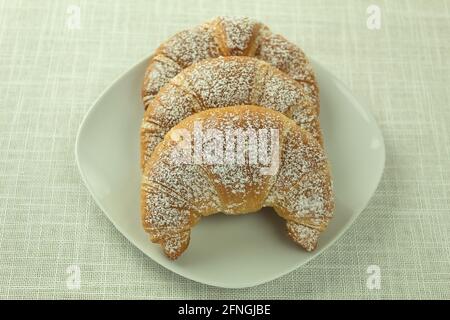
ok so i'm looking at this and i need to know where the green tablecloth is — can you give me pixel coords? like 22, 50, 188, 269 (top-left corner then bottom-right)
0, 0, 449, 299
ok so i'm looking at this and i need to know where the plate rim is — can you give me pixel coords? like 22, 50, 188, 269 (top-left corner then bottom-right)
75, 54, 386, 288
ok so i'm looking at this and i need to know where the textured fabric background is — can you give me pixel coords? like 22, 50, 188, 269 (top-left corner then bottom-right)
0, 0, 449, 299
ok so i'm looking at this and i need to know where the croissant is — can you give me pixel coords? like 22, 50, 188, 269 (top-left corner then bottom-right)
141, 105, 334, 259
141, 56, 321, 168
142, 16, 317, 109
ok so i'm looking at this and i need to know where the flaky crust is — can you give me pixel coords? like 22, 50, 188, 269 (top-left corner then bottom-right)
141, 16, 317, 109
141, 56, 321, 169
141, 105, 334, 259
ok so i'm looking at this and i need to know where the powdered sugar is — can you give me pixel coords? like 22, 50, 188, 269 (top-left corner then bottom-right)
139, 17, 333, 259
141, 106, 334, 258
141, 16, 318, 109
286, 221, 320, 252
141, 56, 321, 167
218, 16, 259, 55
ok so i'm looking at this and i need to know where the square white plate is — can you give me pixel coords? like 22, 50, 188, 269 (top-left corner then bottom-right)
75, 56, 385, 288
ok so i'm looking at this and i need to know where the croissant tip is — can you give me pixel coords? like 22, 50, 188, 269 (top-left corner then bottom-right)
286, 221, 320, 252
159, 232, 191, 260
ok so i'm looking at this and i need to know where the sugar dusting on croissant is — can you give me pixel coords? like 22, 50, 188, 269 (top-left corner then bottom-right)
142, 16, 317, 108
141, 105, 334, 259
141, 56, 321, 169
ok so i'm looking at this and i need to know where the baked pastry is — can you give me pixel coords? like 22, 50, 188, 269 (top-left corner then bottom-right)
141, 105, 334, 259
141, 56, 320, 168
142, 16, 317, 109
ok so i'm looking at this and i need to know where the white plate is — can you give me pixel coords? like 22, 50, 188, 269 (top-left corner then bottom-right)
75, 56, 385, 288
